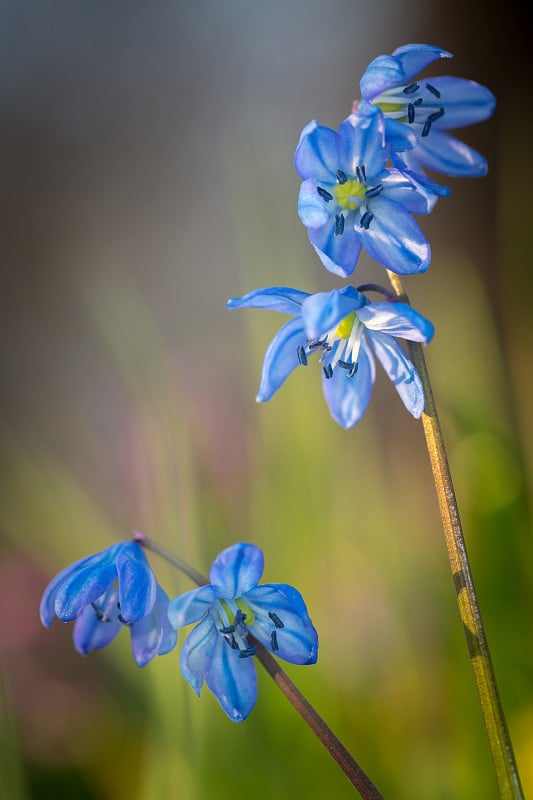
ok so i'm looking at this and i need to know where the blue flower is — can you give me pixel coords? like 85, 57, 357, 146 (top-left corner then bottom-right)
40, 541, 177, 666
359, 43, 496, 178
168, 543, 318, 722
228, 285, 434, 429
295, 105, 432, 277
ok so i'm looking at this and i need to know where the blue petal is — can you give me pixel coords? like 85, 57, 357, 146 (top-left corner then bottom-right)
246, 584, 318, 665
257, 317, 306, 402
358, 196, 430, 274
129, 587, 177, 667
54, 560, 118, 622
390, 153, 450, 202
301, 287, 364, 341
205, 632, 257, 722
366, 330, 425, 417
380, 168, 437, 214
115, 542, 157, 624
155, 587, 179, 656
337, 109, 387, 179
227, 286, 309, 315
418, 76, 496, 129
209, 542, 264, 599
322, 340, 375, 428
40, 550, 116, 627
392, 44, 452, 82
298, 179, 334, 228
180, 614, 218, 695
168, 584, 217, 628
308, 214, 362, 278
383, 117, 417, 152
356, 301, 434, 342
72, 587, 121, 655
360, 54, 406, 100
408, 129, 488, 177
294, 120, 338, 182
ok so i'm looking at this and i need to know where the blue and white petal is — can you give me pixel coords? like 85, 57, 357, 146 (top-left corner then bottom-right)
366, 330, 425, 418
257, 317, 306, 402
322, 340, 375, 429
205, 632, 258, 722
168, 584, 218, 628
392, 43, 452, 83
73, 587, 122, 655
298, 179, 334, 229
294, 120, 338, 182
53, 559, 118, 623
115, 542, 157, 624
301, 286, 364, 341
337, 109, 388, 179
359, 54, 407, 101
308, 214, 362, 278
356, 302, 434, 342
209, 543, 265, 599
227, 286, 308, 315
406, 129, 488, 177
357, 195, 431, 274
416, 76, 496, 129
180, 613, 219, 696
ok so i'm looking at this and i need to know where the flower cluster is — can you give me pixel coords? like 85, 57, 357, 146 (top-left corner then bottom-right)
41, 540, 318, 722
229, 43, 495, 428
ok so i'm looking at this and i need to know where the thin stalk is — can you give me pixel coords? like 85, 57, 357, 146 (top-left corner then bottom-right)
136, 530, 385, 800
386, 271, 524, 800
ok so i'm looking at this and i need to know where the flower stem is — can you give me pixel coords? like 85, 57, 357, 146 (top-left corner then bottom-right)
137, 531, 385, 800
386, 271, 524, 800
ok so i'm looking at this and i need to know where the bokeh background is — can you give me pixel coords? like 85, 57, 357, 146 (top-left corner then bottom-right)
1, 1, 532, 798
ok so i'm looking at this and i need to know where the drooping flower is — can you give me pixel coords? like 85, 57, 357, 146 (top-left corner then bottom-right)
358, 43, 496, 178
168, 542, 318, 722
40, 541, 177, 666
295, 104, 433, 277
228, 285, 433, 429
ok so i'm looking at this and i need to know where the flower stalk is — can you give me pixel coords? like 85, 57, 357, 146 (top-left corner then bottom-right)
136, 531, 385, 800
386, 272, 524, 800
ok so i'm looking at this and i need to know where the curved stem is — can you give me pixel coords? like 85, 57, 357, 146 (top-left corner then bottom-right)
137, 531, 384, 800
386, 271, 524, 800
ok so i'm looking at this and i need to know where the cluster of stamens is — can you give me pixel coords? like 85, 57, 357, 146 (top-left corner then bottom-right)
377, 81, 445, 138
297, 311, 362, 381
316, 164, 381, 237
216, 603, 285, 659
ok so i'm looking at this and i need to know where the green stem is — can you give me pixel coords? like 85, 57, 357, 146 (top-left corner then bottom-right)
386, 271, 524, 800
136, 531, 385, 800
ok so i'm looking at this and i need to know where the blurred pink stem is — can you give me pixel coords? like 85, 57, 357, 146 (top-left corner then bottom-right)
386, 271, 523, 800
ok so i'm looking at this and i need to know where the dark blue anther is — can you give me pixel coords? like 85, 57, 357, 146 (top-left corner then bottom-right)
403, 82, 419, 95
413, 97, 423, 106
426, 83, 441, 98
219, 623, 236, 634
348, 362, 359, 378
407, 103, 415, 124
91, 602, 112, 623
234, 609, 247, 627
268, 611, 285, 629
355, 164, 367, 183
307, 338, 325, 351
336, 169, 348, 184
323, 364, 333, 380
271, 631, 279, 651
428, 108, 445, 123
317, 186, 333, 202
360, 211, 374, 230
297, 345, 308, 366
421, 119, 432, 138
365, 184, 383, 199
360, 164, 366, 182
337, 360, 352, 370
334, 213, 345, 237
224, 634, 239, 649
238, 646, 257, 659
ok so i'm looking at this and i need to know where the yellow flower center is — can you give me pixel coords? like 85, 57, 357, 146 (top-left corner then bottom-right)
335, 312, 357, 340
333, 179, 365, 211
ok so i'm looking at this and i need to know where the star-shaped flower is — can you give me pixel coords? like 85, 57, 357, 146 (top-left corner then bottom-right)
40, 541, 176, 666
359, 43, 496, 178
168, 543, 318, 722
295, 104, 434, 278
228, 285, 434, 429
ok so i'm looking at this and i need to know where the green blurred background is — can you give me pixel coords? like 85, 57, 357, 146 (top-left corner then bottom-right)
1, 1, 532, 798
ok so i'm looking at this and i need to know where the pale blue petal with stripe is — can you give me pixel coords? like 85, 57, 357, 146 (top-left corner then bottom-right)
257, 317, 306, 401
209, 542, 265, 599
227, 286, 308, 315
73, 586, 121, 654
322, 341, 375, 429
168, 584, 217, 628
409, 129, 488, 176
205, 633, 258, 722
337, 109, 387, 179
357, 195, 430, 274
301, 286, 363, 341
115, 542, 157, 624
367, 329, 425, 417
308, 214, 362, 278
357, 302, 434, 342
180, 613, 218, 695
298, 178, 334, 228
294, 120, 338, 182
359, 54, 406, 100
392, 43, 452, 83
419, 76, 496, 129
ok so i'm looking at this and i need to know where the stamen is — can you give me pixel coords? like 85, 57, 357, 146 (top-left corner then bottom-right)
348, 362, 359, 378
117, 613, 133, 627
219, 623, 236, 634
268, 611, 285, 629
91, 602, 111, 623
337, 360, 352, 371
297, 345, 308, 366
307, 338, 326, 351
234, 609, 247, 627
403, 82, 419, 95
413, 97, 423, 106
421, 119, 432, 138
323, 364, 333, 380
355, 164, 366, 184
336, 169, 348, 184
238, 646, 257, 659
271, 631, 279, 651
360, 211, 374, 229
224, 634, 240, 649
365, 184, 383, 199
334, 213, 345, 237
426, 83, 441, 98
317, 186, 333, 202
407, 103, 415, 124
428, 108, 445, 123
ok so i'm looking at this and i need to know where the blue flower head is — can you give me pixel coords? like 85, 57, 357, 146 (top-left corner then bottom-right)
40, 541, 177, 667
168, 543, 318, 722
294, 105, 434, 278
228, 285, 434, 429
359, 43, 496, 178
